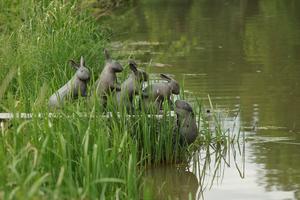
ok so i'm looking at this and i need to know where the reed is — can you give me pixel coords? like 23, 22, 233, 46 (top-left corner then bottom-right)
0, 89, 238, 199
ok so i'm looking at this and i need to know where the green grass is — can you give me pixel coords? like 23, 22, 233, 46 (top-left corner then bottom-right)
0, 1, 241, 199
0, 0, 109, 112
0, 95, 239, 199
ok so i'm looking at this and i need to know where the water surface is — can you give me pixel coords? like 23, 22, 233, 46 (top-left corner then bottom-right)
106, 0, 300, 199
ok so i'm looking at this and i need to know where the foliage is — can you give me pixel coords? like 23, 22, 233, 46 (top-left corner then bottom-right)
0, 0, 108, 112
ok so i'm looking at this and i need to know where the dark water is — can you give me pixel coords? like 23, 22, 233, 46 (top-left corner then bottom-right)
106, 0, 300, 199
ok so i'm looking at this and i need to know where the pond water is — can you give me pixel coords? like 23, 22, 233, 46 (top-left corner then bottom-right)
106, 0, 300, 199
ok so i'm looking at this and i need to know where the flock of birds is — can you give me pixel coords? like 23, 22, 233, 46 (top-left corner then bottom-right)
48, 49, 199, 145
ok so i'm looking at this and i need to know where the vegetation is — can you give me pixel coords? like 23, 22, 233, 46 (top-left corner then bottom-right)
0, 0, 108, 112
0, 99, 235, 199
0, 0, 238, 199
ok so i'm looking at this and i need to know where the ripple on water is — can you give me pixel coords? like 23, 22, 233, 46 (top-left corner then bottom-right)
107, 1, 300, 198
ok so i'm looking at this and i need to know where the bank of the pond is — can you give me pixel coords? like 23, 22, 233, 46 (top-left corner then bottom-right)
0, 1, 235, 199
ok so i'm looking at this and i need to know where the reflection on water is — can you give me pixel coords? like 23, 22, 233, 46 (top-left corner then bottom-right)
143, 165, 199, 199
106, 0, 300, 199
144, 141, 245, 200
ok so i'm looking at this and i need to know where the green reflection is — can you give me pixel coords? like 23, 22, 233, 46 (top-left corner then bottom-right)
106, 0, 300, 199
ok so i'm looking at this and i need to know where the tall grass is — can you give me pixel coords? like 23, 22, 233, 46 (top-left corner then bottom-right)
0, 1, 241, 199
0, 0, 108, 112
0, 91, 239, 199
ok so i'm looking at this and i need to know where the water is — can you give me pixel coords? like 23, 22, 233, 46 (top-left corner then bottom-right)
106, 0, 300, 199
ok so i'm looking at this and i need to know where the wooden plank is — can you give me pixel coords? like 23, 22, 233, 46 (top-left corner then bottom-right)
0, 111, 176, 121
